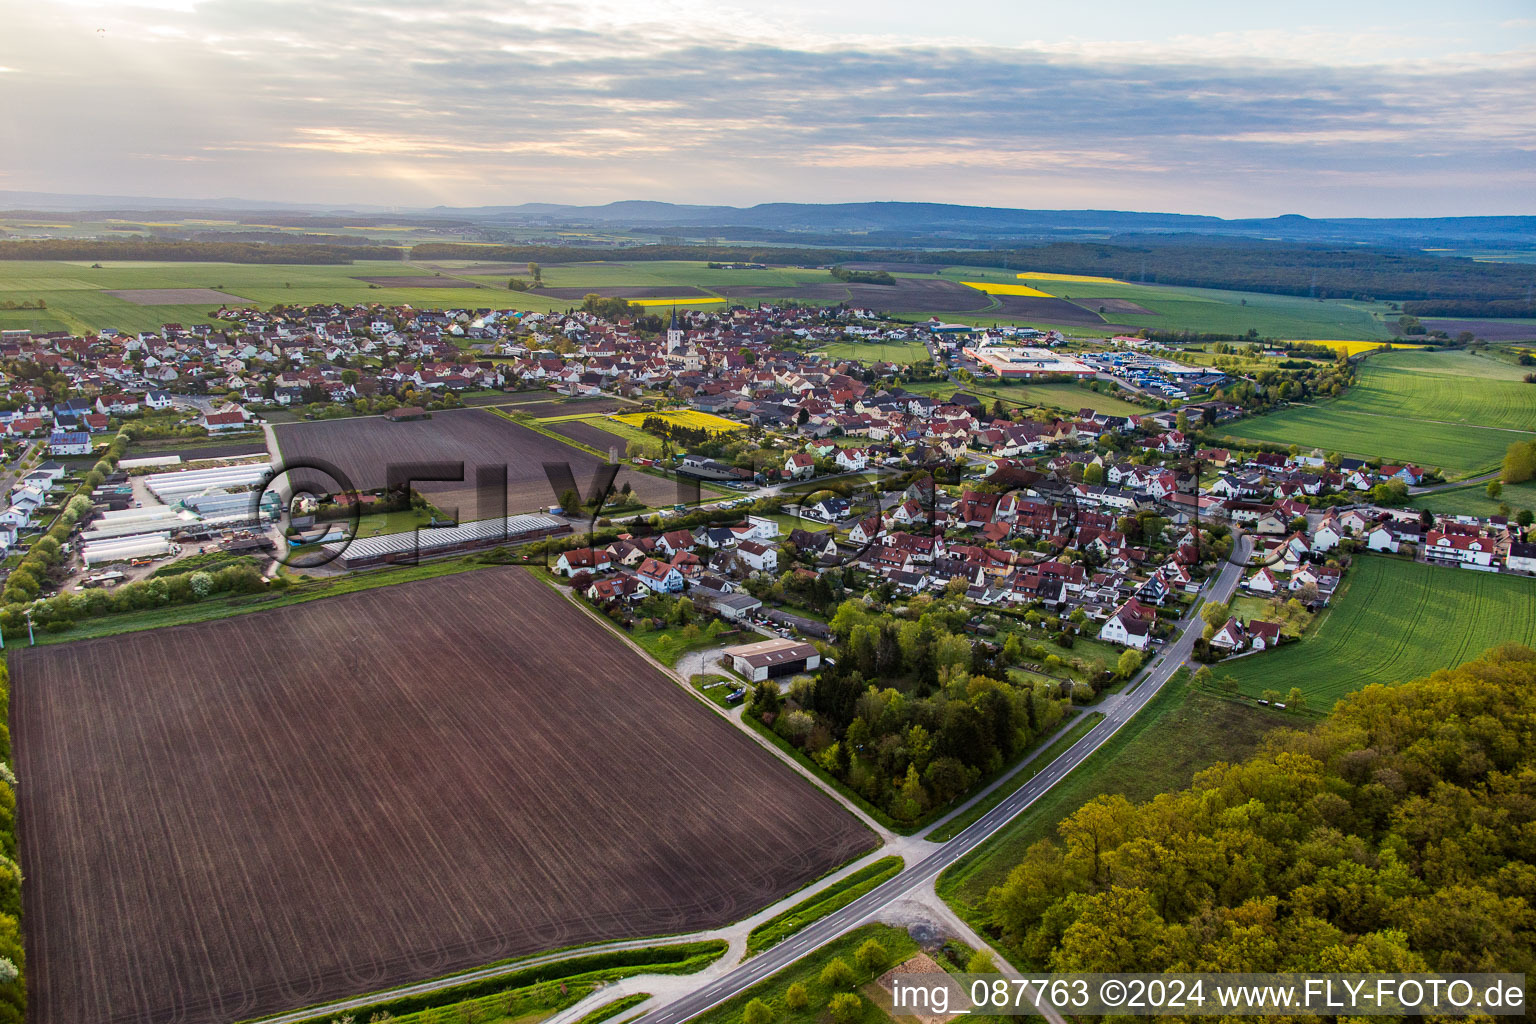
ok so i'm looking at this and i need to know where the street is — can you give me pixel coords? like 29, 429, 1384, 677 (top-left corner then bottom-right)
632, 534, 1253, 1024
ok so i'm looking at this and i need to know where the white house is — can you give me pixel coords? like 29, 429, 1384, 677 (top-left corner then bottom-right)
553, 548, 611, 576
1311, 516, 1342, 552
735, 540, 778, 573
1425, 530, 1495, 567
1365, 524, 1400, 553
634, 557, 685, 593
1099, 599, 1154, 650
1246, 566, 1281, 594
834, 447, 870, 472
1210, 617, 1249, 652
784, 453, 816, 480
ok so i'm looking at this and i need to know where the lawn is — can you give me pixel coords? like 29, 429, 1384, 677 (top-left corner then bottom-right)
629, 617, 735, 666
937, 673, 1283, 919
1217, 555, 1536, 709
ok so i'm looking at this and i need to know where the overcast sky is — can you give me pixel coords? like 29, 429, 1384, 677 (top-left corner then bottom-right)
4, 0, 1534, 217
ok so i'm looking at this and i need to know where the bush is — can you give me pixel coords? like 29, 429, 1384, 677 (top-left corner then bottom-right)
854, 938, 888, 973
742, 997, 773, 1024
828, 993, 862, 1024
819, 957, 856, 991
784, 983, 808, 1011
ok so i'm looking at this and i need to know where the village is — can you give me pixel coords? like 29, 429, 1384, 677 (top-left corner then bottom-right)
0, 298, 1530, 680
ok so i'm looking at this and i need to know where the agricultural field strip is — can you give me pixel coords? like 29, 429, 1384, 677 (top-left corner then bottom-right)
0, 258, 1409, 339
11, 569, 872, 1024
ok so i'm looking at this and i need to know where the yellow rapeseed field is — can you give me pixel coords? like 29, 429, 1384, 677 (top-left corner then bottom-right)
960, 281, 1055, 297
631, 297, 726, 307
1296, 340, 1428, 356
1016, 271, 1125, 285
613, 410, 746, 432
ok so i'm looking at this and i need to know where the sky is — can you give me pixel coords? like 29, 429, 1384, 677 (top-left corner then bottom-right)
3, 0, 1535, 217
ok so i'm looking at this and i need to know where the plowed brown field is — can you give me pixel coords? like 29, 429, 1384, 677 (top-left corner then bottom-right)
11, 569, 873, 1024
273, 408, 678, 514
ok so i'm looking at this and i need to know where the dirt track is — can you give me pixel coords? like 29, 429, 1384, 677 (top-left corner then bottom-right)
11, 568, 874, 1024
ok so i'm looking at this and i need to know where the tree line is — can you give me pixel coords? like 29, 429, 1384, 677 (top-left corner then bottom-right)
0, 240, 399, 264
411, 241, 1536, 306
982, 644, 1536, 977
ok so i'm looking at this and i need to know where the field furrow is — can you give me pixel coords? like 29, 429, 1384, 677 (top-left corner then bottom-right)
10, 568, 874, 1024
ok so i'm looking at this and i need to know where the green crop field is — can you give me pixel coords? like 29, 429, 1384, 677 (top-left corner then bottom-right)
1331, 349, 1536, 431
1413, 479, 1536, 519
932, 265, 1396, 340
0, 259, 573, 334
1219, 556, 1536, 708
1220, 348, 1536, 477
1220, 403, 1518, 476
0, 255, 1422, 342
817, 339, 932, 364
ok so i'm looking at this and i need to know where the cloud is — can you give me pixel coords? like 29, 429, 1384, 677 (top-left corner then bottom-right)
4, 0, 1534, 215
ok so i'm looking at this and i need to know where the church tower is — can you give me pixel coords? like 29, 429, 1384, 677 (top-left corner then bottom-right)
666, 306, 684, 353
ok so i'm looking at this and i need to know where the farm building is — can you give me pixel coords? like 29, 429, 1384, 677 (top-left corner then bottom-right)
723, 637, 821, 682
328, 512, 570, 568
82, 534, 174, 566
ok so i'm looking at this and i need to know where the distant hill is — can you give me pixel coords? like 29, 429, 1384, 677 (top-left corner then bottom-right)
4, 191, 1532, 248
430, 201, 1536, 247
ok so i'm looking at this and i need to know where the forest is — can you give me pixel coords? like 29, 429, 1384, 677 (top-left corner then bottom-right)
980, 644, 1536, 976
747, 596, 1081, 824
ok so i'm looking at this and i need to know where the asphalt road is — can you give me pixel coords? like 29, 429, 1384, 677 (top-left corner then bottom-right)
639, 536, 1252, 1024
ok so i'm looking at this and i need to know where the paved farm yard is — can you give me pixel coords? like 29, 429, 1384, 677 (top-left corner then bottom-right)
10, 568, 874, 1024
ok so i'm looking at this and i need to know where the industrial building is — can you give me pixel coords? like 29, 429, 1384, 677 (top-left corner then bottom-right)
962, 344, 1096, 378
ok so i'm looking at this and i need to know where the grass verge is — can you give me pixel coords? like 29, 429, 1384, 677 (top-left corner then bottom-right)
690, 924, 916, 1024
747, 856, 904, 955
248, 942, 726, 1024
572, 993, 652, 1024
936, 673, 1282, 928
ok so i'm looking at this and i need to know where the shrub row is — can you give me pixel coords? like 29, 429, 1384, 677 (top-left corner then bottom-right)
0, 658, 24, 1023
